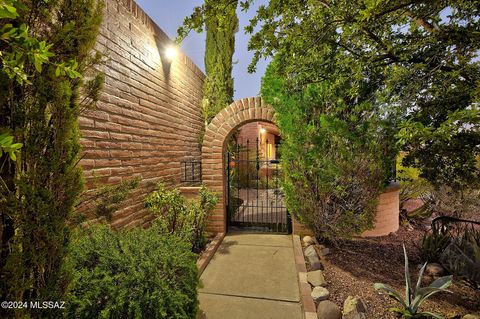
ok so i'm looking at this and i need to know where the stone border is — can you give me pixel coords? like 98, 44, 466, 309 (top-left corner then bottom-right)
196, 232, 225, 276
292, 235, 317, 319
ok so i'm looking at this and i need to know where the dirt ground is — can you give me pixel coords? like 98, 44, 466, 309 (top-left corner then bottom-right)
319, 226, 480, 319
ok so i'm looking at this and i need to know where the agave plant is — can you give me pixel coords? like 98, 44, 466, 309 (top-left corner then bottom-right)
374, 244, 453, 318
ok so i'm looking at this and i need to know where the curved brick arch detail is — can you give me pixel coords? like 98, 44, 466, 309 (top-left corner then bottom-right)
202, 97, 276, 233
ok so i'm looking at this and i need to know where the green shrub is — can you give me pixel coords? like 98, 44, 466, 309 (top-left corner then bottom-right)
396, 153, 432, 220
420, 217, 480, 290
145, 183, 190, 237
420, 231, 450, 263
375, 245, 452, 319
439, 225, 480, 290
65, 224, 199, 319
261, 57, 394, 241
0, 130, 22, 161
420, 217, 453, 263
192, 185, 219, 252
145, 183, 218, 253
0, 0, 104, 310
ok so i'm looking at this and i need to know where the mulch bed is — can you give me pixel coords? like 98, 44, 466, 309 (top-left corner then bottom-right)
321, 226, 480, 319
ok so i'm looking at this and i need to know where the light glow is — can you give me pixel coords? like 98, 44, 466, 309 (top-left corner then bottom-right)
260, 127, 267, 134
164, 46, 178, 61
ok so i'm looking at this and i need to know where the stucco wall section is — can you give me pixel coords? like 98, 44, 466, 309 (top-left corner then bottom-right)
362, 182, 400, 237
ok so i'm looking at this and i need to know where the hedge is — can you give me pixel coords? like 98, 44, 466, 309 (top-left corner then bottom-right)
65, 224, 199, 319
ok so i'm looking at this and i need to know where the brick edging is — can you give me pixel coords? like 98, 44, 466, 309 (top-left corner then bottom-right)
292, 235, 317, 319
197, 232, 225, 275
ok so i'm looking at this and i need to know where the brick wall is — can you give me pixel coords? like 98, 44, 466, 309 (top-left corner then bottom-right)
236, 122, 259, 145
236, 121, 279, 160
78, 0, 205, 228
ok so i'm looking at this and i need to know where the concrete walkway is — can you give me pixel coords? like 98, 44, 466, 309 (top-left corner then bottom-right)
198, 233, 302, 319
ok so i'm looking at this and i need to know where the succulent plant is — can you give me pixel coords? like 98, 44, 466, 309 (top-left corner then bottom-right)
374, 244, 452, 318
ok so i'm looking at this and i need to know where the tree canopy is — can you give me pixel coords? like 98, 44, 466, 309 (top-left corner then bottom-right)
246, 0, 480, 190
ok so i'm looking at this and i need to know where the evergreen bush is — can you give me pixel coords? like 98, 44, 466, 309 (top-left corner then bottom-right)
66, 224, 199, 319
0, 1, 104, 316
261, 57, 395, 241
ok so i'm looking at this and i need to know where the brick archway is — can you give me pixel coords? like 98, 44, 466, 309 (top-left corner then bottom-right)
202, 97, 276, 233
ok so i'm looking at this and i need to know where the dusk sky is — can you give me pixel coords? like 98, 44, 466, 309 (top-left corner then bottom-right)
135, 0, 270, 100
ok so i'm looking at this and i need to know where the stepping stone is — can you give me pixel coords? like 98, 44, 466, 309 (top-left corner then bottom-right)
304, 245, 323, 271
308, 255, 323, 271
318, 245, 331, 256
304, 245, 317, 258
425, 263, 445, 277
320, 247, 330, 256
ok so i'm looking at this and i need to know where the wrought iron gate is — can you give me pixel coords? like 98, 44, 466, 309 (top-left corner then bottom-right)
226, 138, 291, 233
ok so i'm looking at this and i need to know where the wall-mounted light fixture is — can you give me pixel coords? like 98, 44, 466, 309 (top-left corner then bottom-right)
164, 45, 178, 62
260, 127, 267, 134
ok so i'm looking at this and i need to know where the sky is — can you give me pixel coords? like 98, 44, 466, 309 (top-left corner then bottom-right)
135, 0, 270, 100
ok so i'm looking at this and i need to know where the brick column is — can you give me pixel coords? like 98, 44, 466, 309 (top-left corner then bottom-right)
362, 181, 400, 237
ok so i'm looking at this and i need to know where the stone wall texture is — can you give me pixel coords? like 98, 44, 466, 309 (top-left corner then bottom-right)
78, 0, 205, 228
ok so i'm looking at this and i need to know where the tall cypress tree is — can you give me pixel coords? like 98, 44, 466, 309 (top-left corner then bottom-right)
178, 0, 238, 127
0, 1, 104, 317
202, 0, 238, 125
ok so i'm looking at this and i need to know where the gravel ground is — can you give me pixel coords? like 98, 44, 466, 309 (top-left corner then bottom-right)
316, 226, 480, 318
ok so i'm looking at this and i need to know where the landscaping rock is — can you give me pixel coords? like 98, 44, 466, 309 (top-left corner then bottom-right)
308, 255, 323, 271
317, 300, 342, 319
426, 262, 445, 277
307, 270, 327, 287
311, 286, 330, 303
463, 315, 480, 319
317, 244, 331, 256
320, 247, 331, 256
342, 296, 367, 319
303, 236, 315, 246
304, 245, 318, 258
305, 245, 323, 270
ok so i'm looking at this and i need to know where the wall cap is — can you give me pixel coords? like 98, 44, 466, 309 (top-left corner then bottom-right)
384, 181, 401, 193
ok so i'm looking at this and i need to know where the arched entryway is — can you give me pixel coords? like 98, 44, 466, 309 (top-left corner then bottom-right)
202, 97, 289, 233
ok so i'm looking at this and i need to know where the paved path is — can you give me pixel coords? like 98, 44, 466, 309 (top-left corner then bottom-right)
198, 233, 302, 319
